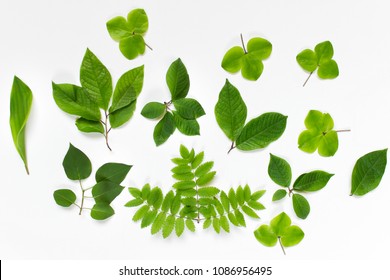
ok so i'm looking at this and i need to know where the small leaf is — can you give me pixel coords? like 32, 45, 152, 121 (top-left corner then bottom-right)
153, 112, 176, 146
220, 215, 230, 232
62, 144, 92, 180
124, 198, 143, 207
141, 184, 151, 200
351, 149, 388, 196
186, 219, 196, 232
53, 189, 76, 207
172, 172, 195, 181
141, 209, 157, 228
162, 215, 175, 238
293, 171, 334, 192
318, 60, 339, 79
254, 225, 278, 247
96, 163, 132, 184
179, 145, 190, 158
281, 226, 305, 247
221, 46, 245, 73
106, 16, 132, 41
203, 219, 212, 229
196, 171, 216, 186
195, 162, 214, 177
236, 186, 245, 206
151, 212, 166, 235
109, 100, 137, 129
75, 118, 104, 134
272, 189, 287, 201
243, 185, 251, 201
128, 187, 142, 199
220, 191, 230, 212
191, 152, 204, 169
141, 102, 166, 119
91, 203, 115, 220
228, 188, 238, 209
315, 41, 334, 64
166, 58, 190, 100
268, 154, 292, 187
235, 209, 246, 227
228, 212, 239, 226
10, 76, 33, 174
251, 190, 266, 201
173, 112, 200, 136
247, 200, 266, 210
213, 218, 221, 234
170, 195, 181, 215
175, 217, 185, 237
133, 205, 149, 221
292, 194, 310, 219
296, 49, 317, 72
92, 180, 125, 204
198, 187, 220, 197
147, 187, 164, 209
242, 205, 260, 219
173, 98, 205, 120
161, 191, 174, 212
127, 9, 148, 34
171, 164, 191, 174
241, 54, 263, 81
172, 181, 196, 190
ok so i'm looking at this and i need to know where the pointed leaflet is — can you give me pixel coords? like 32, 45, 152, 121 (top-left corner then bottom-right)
272, 189, 287, 201
292, 194, 310, 219
173, 98, 205, 120
76, 118, 104, 134
351, 149, 387, 196
95, 163, 132, 184
215, 80, 247, 141
236, 112, 287, 151
268, 154, 292, 187
92, 180, 125, 204
109, 100, 137, 129
141, 102, 166, 119
10, 76, 33, 174
53, 189, 77, 207
110, 65, 144, 112
90, 203, 115, 220
80, 49, 112, 110
173, 112, 200, 136
166, 58, 190, 100
293, 171, 334, 192
153, 112, 176, 146
62, 144, 92, 180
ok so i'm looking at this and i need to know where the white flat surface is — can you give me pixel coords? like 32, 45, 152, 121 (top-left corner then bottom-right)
0, 0, 389, 260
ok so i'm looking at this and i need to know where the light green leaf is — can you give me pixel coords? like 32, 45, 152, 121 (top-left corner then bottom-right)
318, 60, 339, 79
153, 112, 176, 146
109, 100, 137, 129
203, 219, 212, 229
151, 212, 166, 234
179, 145, 190, 158
221, 46, 245, 73
236, 113, 287, 151
119, 35, 146, 60
124, 198, 143, 207
186, 219, 196, 232
251, 190, 266, 201
247, 37, 272, 60
213, 218, 221, 233
62, 144, 92, 180
292, 194, 310, 219
268, 154, 292, 187
141, 184, 151, 200
173, 181, 196, 190
106, 16, 131, 41
127, 9, 148, 34
228, 188, 238, 209
272, 189, 287, 201
91, 203, 115, 220
80, 49, 112, 110
141, 209, 157, 228
173, 112, 200, 136
10, 76, 33, 174
92, 180, 124, 204
148, 187, 164, 209
296, 49, 317, 72
166, 58, 190, 100
173, 98, 205, 120
281, 225, 305, 247
315, 41, 334, 64
75, 118, 104, 134
215, 80, 247, 141
254, 225, 278, 247
171, 164, 191, 175
170, 195, 181, 215
241, 54, 263, 81
242, 205, 260, 219
163, 215, 175, 238
243, 185, 251, 201
220, 215, 230, 232
220, 191, 230, 212
235, 209, 246, 227
161, 191, 174, 212
228, 212, 239, 226
141, 102, 166, 119
236, 186, 245, 205
351, 149, 388, 196
270, 212, 291, 236
293, 170, 334, 192
133, 205, 149, 221
175, 217, 185, 237
191, 152, 204, 169
128, 187, 142, 199
247, 200, 265, 210
53, 189, 77, 207
198, 187, 220, 197
196, 171, 216, 186
195, 162, 214, 177
95, 163, 132, 184
172, 172, 195, 181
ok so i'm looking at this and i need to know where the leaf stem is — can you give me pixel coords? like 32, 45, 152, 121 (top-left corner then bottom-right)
335, 129, 351, 133
24, 164, 30, 175
278, 237, 286, 255
103, 111, 112, 151
302, 71, 313, 87
79, 180, 85, 215
240, 33, 247, 54
145, 41, 153, 51
227, 142, 236, 154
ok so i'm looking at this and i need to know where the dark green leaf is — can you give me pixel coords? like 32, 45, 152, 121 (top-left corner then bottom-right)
96, 163, 132, 184
91, 203, 115, 220
75, 118, 104, 134
153, 112, 176, 146
292, 194, 310, 219
173, 98, 205, 120
141, 102, 166, 119
53, 189, 76, 207
62, 144, 92, 180
268, 154, 292, 187
109, 100, 137, 129
293, 170, 334, 192
92, 180, 124, 204
272, 189, 287, 201
173, 112, 200, 136
166, 58, 190, 100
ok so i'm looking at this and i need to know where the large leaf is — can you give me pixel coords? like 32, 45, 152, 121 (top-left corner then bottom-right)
166, 58, 190, 100
9, 76, 33, 174
153, 112, 176, 146
214, 80, 247, 141
62, 144, 92, 180
80, 49, 112, 110
268, 154, 292, 187
53, 189, 77, 207
293, 171, 334, 192
95, 163, 132, 184
351, 149, 387, 196
236, 113, 287, 151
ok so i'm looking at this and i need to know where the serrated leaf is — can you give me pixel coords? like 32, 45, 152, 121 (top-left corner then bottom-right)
213, 218, 221, 234
141, 209, 157, 228
235, 209, 246, 227
228, 188, 238, 209
161, 191, 174, 212
247, 200, 266, 210
268, 154, 292, 187
243, 185, 251, 201
272, 189, 287, 201
186, 219, 196, 232
173, 98, 205, 120
215, 80, 247, 141
75, 118, 104, 134
220, 191, 230, 212
133, 205, 149, 221
53, 189, 77, 207
172, 172, 195, 181
173, 181, 196, 190
179, 144, 190, 158
236, 186, 245, 206
141, 102, 166, 119
178, 189, 197, 197
10, 76, 33, 174
236, 112, 287, 151
170, 195, 181, 215
62, 144, 92, 180
96, 163, 132, 184
163, 215, 175, 238
148, 187, 164, 209
228, 212, 239, 226
198, 187, 220, 197
196, 171, 216, 187
195, 162, 214, 177
214, 199, 225, 216
191, 152, 204, 169
141, 184, 151, 200
173, 112, 200, 136
128, 187, 142, 199
153, 112, 176, 146
92, 180, 124, 204
166, 58, 190, 100
171, 164, 191, 175
220, 215, 230, 232
151, 212, 166, 234
203, 219, 212, 229
91, 203, 115, 220
293, 171, 334, 192
242, 205, 260, 219
124, 198, 143, 207
351, 149, 388, 196
182, 197, 197, 206
175, 217, 185, 237
251, 190, 266, 201
292, 194, 310, 219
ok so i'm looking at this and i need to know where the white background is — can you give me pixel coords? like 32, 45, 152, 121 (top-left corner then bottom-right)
1, 0, 390, 263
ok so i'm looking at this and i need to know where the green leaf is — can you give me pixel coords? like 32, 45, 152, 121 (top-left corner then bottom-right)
170, 195, 181, 215
106, 16, 131, 41
318, 60, 339, 79
236, 186, 245, 205
128, 187, 142, 198
186, 219, 196, 232
203, 219, 212, 229
292, 194, 310, 219
220, 215, 230, 232
235, 209, 246, 227
62, 144, 92, 180
196, 171, 216, 186
151, 212, 166, 234
119, 33, 146, 60
80, 49, 112, 110
52, 83, 100, 121
133, 205, 149, 221
127, 9, 148, 34
179, 145, 190, 158
110, 65, 144, 112
92, 180, 125, 204
221, 46, 245, 73
161, 191, 174, 212
141, 102, 166, 119
247, 37, 272, 60
53, 189, 77, 207
296, 49, 317, 72
241, 54, 263, 81
148, 187, 164, 209
247, 200, 266, 210
293, 170, 334, 192
163, 215, 175, 238
166, 58, 190, 100
195, 162, 214, 177
236, 113, 287, 151
270, 212, 291, 236
228, 188, 238, 209
213, 218, 221, 233
172, 172, 195, 181
141, 209, 157, 228
9, 76, 33, 174
251, 190, 266, 201
96, 163, 132, 184
243, 185, 251, 201
351, 149, 388, 196
315, 41, 334, 64
173, 98, 205, 120
109, 100, 137, 129
172, 181, 196, 190
281, 226, 305, 247
173, 112, 200, 136
242, 205, 260, 219
254, 225, 278, 247
124, 198, 143, 207
171, 164, 191, 174
91, 203, 115, 220
175, 217, 185, 237
214, 80, 247, 141
272, 189, 287, 201
198, 187, 220, 197
228, 212, 239, 226
220, 191, 230, 212
153, 112, 176, 146
75, 118, 104, 134
268, 154, 292, 187
191, 152, 204, 169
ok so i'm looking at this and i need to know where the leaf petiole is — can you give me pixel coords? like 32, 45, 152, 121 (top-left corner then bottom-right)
278, 237, 286, 255
227, 142, 236, 154
335, 129, 351, 133
240, 33, 247, 54
302, 71, 313, 87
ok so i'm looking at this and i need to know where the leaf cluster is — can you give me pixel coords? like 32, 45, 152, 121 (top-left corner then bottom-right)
268, 154, 333, 219
53, 49, 144, 150
53, 144, 131, 220
215, 80, 287, 153
125, 145, 266, 237
106, 9, 151, 60
254, 212, 304, 255
141, 59, 205, 146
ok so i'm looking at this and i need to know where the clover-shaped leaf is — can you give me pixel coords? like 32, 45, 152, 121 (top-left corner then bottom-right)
296, 41, 339, 86
106, 8, 152, 60
298, 110, 350, 157
254, 212, 304, 255
222, 34, 272, 81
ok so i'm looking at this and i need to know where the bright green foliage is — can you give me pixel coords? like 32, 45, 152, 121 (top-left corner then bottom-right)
53, 144, 131, 220
268, 154, 333, 219
126, 145, 266, 237
296, 41, 339, 86
106, 9, 151, 60
53, 49, 144, 150
141, 59, 205, 146
351, 149, 387, 196
9, 76, 33, 174
254, 212, 304, 255
298, 110, 346, 157
215, 80, 287, 153
222, 34, 272, 81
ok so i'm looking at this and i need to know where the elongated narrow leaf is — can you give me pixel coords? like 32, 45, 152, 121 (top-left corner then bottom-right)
163, 215, 176, 238
186, 219, 196, 232
95, 163, 132, 184
220, 215, 230, 232
124, 198, 143, 207
133, 205, 149, 221
213, 218, 221, 233
215, 80, 247, 141
196, 171, 216, 186
75, 118, 104, 134
109, 100, 137, 128
10, 76, 33, 174
175, 217, 185, 236
173, 180, 196, 190
92, 180, 124, 204
198, 187, 220, 197
251, 190, 266, 201
236, 113, 287, 151
268, 154, 292, 187
62, 144, 92, 180
91, 203, 115, 220
247, 200, 265, 210
161, 191, 174, 212
242, 205, 260, 219
293, 171, 334, 192
141, 209, 157, 228
195, 162, 214, 177
53, 189, 77, 207
151, 212, 166, 234
220, 191, 230, 212
166, 58, 190, 100
351, 149, 388, 196
153, 112, 176, 146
